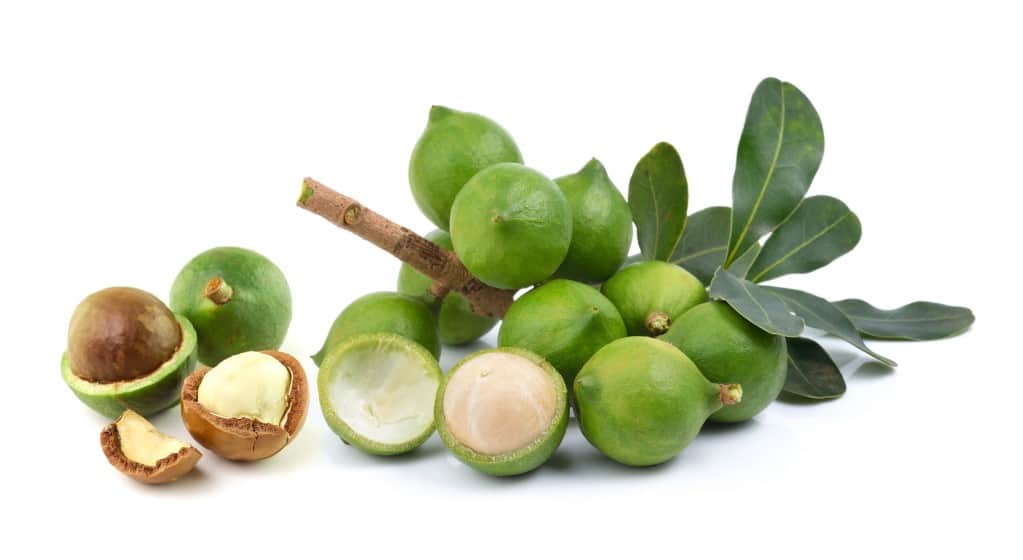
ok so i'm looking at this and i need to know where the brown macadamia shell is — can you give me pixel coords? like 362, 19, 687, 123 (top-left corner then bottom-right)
180, 350, 308, 461
68, 287, 182, 383
100, 410, 201, 484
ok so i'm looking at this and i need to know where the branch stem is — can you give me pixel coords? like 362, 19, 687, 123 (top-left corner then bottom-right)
296, 177, 515, 318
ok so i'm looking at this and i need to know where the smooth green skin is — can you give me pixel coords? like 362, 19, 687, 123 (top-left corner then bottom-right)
312, 292, 440, 366
450, 163, 572, 289
553, 159, 633, 283
170, 247, 291, 366
601, 260, 707, 336
573, 337, 724, 467
498, 279, 626, 390
408, 106, 523, 230
318, 333, 442, 455
62, 314, 198, 418
435, 347, 568, 477
396, 230, 498, 345
660, 302, 787, 423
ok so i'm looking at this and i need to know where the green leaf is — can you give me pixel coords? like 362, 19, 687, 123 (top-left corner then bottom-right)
749, 196, 861, 282
629, 142, 688, 261
783, 337, 846, 399
669, 206, 730, 285
708, 267, 804, 336
832, 299, 975, 340
726, 243, 761, 279
727, 78, 825, 265
765, 287, 896, 366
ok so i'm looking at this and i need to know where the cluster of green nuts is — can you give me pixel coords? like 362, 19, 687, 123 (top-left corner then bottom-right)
65, 247, 307, 484
312, 107, 787, 475
63, 106, 793, 482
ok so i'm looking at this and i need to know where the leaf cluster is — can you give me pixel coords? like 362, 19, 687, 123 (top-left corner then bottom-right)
626, 78, 974, 399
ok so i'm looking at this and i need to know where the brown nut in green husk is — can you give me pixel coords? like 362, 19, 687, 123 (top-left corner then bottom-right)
181, 350, 308, 461
100, 409, 201, 484
62, 287, 198, 418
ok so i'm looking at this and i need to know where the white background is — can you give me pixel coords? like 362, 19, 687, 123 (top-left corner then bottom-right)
1, 1, 1018, 558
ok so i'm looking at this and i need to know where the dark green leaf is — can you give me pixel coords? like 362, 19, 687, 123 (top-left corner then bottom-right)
726, 243, 761, 279
628, 142, 688, 261
708, 267, 804, 336
727, 78, 825, 265
669, 206, 730, 285
832, 299, 975, 340
749, 196, 861, 282
783, 337, 846, 399
765, 287, 896, 366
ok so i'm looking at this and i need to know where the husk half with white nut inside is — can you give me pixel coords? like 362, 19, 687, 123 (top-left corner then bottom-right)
100, 409, 201, 484
180, 350, 308, 461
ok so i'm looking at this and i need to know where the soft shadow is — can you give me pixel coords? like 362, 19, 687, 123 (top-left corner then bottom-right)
567, 447, 679, 476
776, 392, 842, 406
697, 417, 763, 439
135, 465, 214, 494
814, 344, 861, 370
322, 433, 448, 467
546, 430, 680, 477
852, 360, 896, 379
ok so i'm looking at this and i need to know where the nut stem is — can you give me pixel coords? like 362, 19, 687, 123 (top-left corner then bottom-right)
719, 383, 743, 406
204, 276, 233, 305
645, 311, 672, 336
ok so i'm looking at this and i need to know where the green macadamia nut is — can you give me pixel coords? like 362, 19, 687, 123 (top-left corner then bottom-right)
450, 163, 572, 289
62, 287, 198, 418
409, 106, 523, 230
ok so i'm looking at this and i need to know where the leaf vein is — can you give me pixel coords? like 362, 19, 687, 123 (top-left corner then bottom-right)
750, 212, 852, 282
645, 167, 661, 258
728, 81, 787, 264
672, 245, 727, 264
738, 280, 772, 324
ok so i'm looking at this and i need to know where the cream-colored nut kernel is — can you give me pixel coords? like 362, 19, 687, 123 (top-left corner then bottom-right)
442, 352, 558, 456
116, 410, 189, 467
197, 351, 291, 425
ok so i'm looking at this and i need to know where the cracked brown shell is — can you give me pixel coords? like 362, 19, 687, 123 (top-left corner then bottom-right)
180, 350, 308, 461
100, 412, 201, 484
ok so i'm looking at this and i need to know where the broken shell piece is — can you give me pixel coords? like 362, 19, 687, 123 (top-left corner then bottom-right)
100, 409, 201, 484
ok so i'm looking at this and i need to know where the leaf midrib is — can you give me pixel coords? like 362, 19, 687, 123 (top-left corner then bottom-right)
844, 313, 968, 323
738, 280, 772, 325
787, 354, 812, 387
750, 211, 852, 282
644, 165, 661, 259
672, 244, 727, 265
728, 81, 787, 265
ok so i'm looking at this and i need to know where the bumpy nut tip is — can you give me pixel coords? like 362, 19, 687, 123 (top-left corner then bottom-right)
719, 383, 743, 405
645, 311, 672, 336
